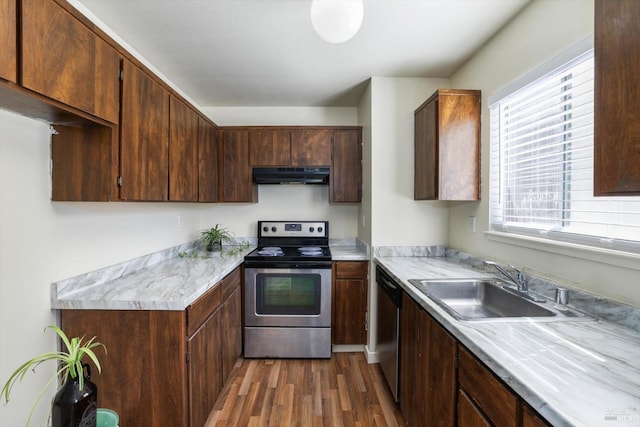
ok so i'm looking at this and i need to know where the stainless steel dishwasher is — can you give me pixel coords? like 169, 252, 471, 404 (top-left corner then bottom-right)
375, 265, 402, 402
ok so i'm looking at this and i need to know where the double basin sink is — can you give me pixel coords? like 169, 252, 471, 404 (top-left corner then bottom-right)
409, 278, 592, 322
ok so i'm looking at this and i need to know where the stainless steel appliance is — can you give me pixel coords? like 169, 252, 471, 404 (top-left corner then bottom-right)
244, 221, 332, 358
376, 265, 402, 402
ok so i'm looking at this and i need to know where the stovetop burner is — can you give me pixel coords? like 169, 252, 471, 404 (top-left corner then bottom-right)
245, 221, 332, 266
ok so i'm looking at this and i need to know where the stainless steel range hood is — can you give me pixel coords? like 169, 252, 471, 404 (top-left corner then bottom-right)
252, 167, 330, 185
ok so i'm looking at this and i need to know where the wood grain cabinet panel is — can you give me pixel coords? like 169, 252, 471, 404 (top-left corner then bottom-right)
414, 89, 481, 201
21, 0, 120, 123
594, 0, 640, 195
249, 128, 291, 166
61, 310, 189, 427
198, 117, 219, 202
0, 0, 16, 83
188, 308, 222, 427
120, 60, 169, 201
458, 390, 491, 427
219, 128, 257, 202
459, 346, 518, 427
332, 261, 368, 345
331, 129, 362, 203
400, 292, 457, 427
169, 96, 198, 201
291, 128, 332, 166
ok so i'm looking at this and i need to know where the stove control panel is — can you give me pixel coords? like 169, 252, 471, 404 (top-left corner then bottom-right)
259, 221, 328, 238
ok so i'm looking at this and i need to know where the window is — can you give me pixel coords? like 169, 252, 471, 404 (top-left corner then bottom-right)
489, 49, 640, 254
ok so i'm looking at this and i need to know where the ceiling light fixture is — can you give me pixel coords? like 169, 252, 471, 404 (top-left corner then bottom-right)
310, 0, 364, 44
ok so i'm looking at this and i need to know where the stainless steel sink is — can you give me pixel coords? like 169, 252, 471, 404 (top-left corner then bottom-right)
408, 278, 592, 322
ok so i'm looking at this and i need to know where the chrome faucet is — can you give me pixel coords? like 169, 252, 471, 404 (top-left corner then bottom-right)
483, 261, 528, 291
483, 261, 546, 303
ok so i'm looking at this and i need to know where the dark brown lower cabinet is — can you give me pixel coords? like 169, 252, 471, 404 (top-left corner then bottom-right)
60, 266, 243, 427
399, 288, 551, 427
332, 261, 368, 344
399, 292, 457, 427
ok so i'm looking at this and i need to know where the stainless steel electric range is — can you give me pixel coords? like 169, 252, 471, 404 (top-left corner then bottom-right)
244, 220, 332, 358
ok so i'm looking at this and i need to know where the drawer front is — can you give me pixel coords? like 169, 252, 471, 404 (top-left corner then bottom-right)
220, 266, 241, 302
334, 261, 368, 279
459, 346, 518, 427
187, 285, 221, 337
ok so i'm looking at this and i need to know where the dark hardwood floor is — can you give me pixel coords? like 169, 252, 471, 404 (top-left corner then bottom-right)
205, 352, 406, 426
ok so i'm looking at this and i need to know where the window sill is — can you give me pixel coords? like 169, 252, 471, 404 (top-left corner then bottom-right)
484, 230, 640, 272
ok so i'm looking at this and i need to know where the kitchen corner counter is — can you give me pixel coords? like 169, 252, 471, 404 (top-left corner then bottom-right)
52, 245, 254, 311
374, 255, 640, 427
330, 239, 369, 261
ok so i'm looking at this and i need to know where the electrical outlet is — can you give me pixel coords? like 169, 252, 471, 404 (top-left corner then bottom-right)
178, 214, 184, 229
469, 216, 476, 232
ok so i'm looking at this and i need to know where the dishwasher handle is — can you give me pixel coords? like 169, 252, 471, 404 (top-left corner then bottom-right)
376, 265, 402, 307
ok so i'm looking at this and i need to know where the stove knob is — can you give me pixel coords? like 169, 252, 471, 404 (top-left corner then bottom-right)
263, 226, 269, 232
271, 226, 277, 232
309, 227, 315, 232
318, 227, 323, 233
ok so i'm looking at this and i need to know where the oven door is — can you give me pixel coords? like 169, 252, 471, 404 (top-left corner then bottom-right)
245, 267, 331, 327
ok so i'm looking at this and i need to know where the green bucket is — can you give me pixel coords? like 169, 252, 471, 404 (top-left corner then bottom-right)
97, 408, 119, 427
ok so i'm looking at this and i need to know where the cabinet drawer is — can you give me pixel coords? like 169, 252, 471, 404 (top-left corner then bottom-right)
335, 261, 368, 279
187, 285, 221, 336
459, 346, 518, 427
220, 267, 241, 301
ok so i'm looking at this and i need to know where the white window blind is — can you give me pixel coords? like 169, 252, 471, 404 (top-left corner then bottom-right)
489, 49, 640, 253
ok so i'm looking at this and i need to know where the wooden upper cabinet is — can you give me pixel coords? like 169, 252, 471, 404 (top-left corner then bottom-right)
198, 117, 219, 202
21, 0, 120, 123
0, 0, 17, 83
291, 129, 332, 166
249, 128, 291, 166
594, 0, 640, 195
414, 89, 481, 201
331, 129, 362, 203
120, 60, 169, 201
219, 128, 257, 202
169, 96, 198, 201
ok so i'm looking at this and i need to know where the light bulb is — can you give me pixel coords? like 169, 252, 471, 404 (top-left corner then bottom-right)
310, 0, 364, 44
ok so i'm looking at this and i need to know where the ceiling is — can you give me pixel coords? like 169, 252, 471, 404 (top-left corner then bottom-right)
75, 0, 530, 107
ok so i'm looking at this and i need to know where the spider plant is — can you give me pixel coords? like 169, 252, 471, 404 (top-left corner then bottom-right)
1, 325, 106, 426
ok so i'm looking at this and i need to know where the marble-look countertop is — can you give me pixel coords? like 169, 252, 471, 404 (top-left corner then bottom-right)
52, 245, 254, 311
374, 255, 640, 427
330, 241, 369, 261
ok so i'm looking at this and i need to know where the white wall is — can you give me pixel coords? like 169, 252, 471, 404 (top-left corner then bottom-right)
449, 0, 640, 308
369, 77, 450, 246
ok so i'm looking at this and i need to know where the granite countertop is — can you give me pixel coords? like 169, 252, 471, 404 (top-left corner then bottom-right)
374, 255, 640, 427
52, 245, 254, 311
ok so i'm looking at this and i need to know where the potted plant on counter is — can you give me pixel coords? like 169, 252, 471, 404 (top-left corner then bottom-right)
200, 224, 233, 252
1, 325, 106, 427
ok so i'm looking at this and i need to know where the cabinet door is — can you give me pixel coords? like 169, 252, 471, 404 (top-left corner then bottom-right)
249, 128, 291, 166
169, 96, 198, 201
188, 310, 222, 427
333, 278, 366, 344
414, 94, 438, 200
523, 405, 549, 427
120, 60, 169, 201
426, 314, 457, 427
198, 117, 219, 202
221, 286, 242, 381
458, 390, 491, 427
399, 292, 422, 425
291, 129, 332, 166
331, 129, 362, 203
21, 0, 120, 123
594, 0, 640, 195
0, 0, 16, 83
219, 128, 257, 202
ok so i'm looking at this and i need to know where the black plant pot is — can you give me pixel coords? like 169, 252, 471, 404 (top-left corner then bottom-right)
51, 364, 97, 427
206, 241, 222, 252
